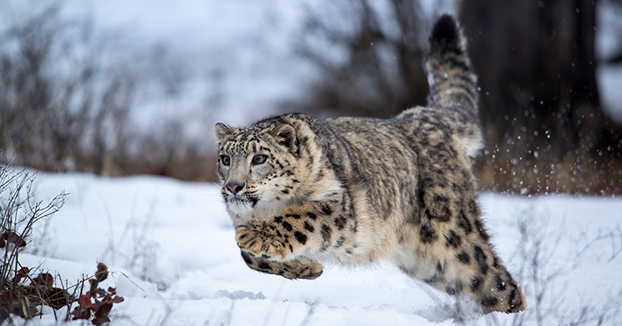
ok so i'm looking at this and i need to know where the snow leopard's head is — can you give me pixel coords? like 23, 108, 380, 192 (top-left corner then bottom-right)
214, 119, 304, 223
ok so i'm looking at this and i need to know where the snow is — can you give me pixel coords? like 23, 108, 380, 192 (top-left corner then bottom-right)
4, 170, 621, 325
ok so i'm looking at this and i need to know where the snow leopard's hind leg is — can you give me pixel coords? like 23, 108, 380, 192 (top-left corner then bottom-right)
393, 14, 526, 314
394, 149, 526, 314
393, 139, 526, 314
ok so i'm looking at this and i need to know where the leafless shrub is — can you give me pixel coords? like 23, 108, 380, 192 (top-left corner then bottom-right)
0, 165, 67, 286
0, 160, 126, 324
0, 2, 135, 175
0, 162, 68, 322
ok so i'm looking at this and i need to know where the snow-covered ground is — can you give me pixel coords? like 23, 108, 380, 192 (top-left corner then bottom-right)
4, 170, 621, 325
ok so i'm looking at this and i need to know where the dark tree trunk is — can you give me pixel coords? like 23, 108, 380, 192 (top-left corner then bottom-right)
461, 0, 622, 194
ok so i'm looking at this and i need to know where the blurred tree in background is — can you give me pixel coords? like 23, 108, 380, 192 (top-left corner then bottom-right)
288, 0, 433, 118
461, 0, 622, 194
292, 0, 622, 195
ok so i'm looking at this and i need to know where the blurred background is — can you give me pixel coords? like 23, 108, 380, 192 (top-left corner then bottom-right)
1, 0, 621, 195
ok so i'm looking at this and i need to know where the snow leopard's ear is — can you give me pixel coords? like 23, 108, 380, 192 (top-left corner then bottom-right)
271, 123, 297, 153
215, 123, 236, 143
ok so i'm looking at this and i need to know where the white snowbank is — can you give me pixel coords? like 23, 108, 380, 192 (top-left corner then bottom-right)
3, 170, 620, 325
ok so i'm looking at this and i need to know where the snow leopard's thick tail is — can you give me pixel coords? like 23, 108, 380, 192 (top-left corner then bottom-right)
425, 14, 478, 113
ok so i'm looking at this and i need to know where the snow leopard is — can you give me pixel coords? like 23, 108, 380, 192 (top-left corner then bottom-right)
214, 14, 526, 314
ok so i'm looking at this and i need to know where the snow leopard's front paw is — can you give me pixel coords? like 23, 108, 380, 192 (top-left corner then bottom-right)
240, 251, 323, 280
236, 219, 290, 261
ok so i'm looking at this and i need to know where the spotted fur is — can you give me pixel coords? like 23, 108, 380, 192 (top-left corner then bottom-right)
215, 15, 525, 314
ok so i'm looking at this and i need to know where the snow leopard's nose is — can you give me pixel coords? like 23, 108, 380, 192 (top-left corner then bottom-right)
226, 182, 245, 194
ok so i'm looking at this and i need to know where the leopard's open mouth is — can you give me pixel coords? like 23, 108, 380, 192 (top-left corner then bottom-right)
227, 194, 259, 208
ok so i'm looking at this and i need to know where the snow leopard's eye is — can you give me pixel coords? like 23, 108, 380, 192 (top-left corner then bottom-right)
220, 155, 230, 166
251, 154, 267, 166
